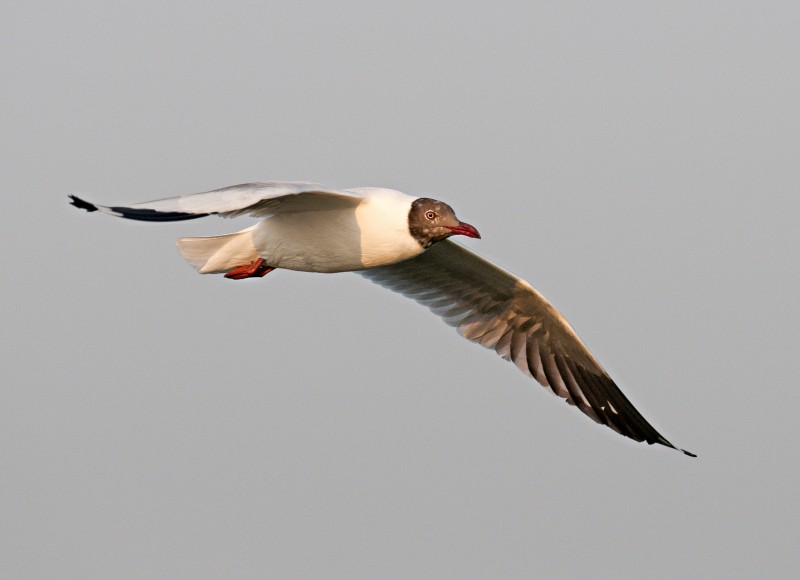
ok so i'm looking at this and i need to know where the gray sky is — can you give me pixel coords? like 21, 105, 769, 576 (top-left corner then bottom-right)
2, 1, 799, 578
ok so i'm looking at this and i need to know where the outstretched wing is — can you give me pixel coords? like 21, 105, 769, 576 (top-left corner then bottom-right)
360, 240, 694, 456
69, 181, 364, 222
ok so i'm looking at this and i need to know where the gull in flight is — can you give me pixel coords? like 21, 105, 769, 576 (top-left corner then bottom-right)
70, 181, 694, 456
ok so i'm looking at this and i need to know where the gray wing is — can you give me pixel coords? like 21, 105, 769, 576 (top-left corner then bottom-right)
68, 181, 363, 222
360, 240, 694, 456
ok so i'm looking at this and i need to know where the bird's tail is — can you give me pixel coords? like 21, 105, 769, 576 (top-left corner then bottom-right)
176, 225, 260, 274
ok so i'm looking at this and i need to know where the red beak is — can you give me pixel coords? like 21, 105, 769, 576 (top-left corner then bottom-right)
447, 221, 481, 239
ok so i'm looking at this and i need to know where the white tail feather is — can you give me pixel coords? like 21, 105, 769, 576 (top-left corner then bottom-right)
176, 225, 260, 274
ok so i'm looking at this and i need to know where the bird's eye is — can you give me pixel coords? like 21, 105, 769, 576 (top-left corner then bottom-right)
425, 210, 436, 220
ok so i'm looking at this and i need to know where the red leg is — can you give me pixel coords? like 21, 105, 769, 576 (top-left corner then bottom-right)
224, 258, 276, 280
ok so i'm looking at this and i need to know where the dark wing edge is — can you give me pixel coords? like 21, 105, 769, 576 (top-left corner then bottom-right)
69, 195, 208, 221
360, 240, 695, 457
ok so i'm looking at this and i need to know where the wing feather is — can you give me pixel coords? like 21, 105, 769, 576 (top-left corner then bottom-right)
69, 181, 363, 222
359, 239, 694, 456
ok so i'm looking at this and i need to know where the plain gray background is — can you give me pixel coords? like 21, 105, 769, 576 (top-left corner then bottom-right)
2, 1, 798, 578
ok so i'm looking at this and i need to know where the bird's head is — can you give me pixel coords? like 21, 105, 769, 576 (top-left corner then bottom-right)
408, 198, 481, 249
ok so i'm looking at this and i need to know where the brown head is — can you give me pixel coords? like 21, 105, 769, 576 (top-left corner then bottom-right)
408, 198, 481, 249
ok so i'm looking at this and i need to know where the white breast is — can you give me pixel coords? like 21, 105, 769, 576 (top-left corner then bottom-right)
352, 188, 424, 269
251, 188, 423, 273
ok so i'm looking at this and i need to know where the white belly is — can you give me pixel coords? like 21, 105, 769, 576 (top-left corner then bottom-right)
251, 189, 424, 273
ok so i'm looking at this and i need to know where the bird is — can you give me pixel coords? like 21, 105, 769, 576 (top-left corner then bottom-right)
69, 181, 695, 457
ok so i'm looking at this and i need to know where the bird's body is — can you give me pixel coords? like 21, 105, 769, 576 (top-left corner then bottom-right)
245, 187, 424, 273
70, 181, 694, 457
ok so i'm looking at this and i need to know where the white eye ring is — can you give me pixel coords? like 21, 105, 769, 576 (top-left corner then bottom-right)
425, 210, 436, 220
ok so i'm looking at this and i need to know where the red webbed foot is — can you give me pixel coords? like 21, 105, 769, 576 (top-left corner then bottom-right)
224, 258, 275, 280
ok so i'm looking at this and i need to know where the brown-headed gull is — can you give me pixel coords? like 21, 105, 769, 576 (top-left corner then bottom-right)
70, 181, 694, 456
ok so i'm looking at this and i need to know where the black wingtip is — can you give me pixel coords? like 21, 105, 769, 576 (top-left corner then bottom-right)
681, 449, 697, 458
69, 195, 98, 212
